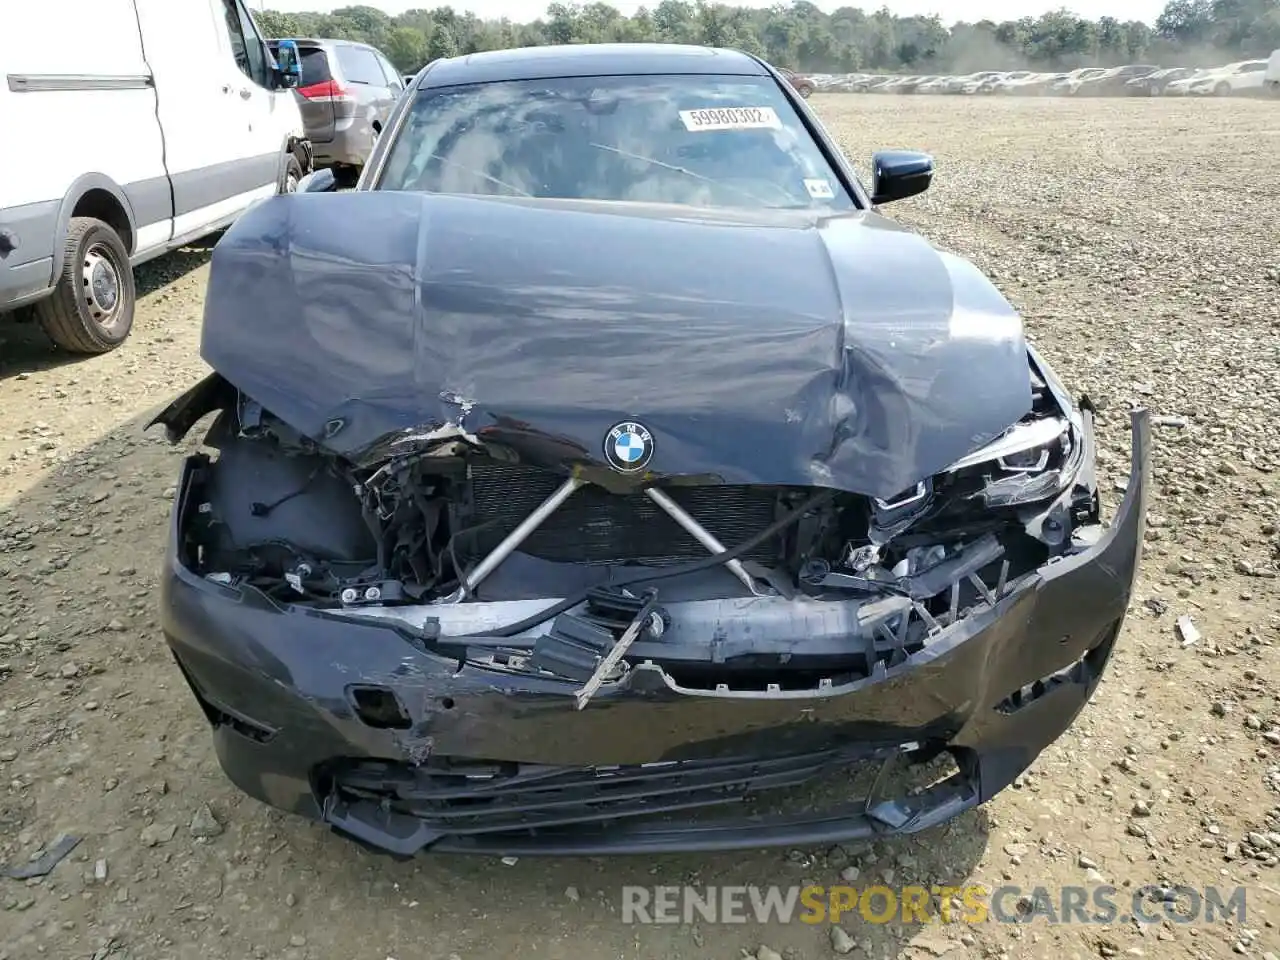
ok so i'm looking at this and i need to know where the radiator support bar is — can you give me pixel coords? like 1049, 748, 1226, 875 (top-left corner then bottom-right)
644, 487, 769, 595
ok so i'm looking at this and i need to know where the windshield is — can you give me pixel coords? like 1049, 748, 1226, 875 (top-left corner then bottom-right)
375, 74, 855, 211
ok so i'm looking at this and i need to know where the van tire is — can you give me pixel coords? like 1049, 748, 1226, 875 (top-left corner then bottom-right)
35, 217, 135, 354
281, 155, 303, 194
1214, 81, 1231, 96
333, 164, 360, 189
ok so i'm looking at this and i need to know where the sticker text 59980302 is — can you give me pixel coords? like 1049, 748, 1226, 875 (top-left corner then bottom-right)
679, 106, 783, 132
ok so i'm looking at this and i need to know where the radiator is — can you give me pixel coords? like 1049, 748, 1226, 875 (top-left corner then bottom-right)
464, 461, 782, 565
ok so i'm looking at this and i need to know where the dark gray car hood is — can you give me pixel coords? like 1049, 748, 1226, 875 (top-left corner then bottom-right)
199, 191, 1031, 500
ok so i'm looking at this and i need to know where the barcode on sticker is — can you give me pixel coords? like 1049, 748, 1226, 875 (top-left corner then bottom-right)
679, 106, 782, 132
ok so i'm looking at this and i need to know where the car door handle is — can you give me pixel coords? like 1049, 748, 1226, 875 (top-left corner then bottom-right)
239, 88, 252, 100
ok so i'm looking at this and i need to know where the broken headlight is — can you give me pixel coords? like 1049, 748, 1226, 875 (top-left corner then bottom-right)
944, 414, 1085, 508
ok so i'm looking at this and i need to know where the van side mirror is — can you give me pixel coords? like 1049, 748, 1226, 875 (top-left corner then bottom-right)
296, 168, 338, 193
869, 150, 934, 205
273, 39, 301, 89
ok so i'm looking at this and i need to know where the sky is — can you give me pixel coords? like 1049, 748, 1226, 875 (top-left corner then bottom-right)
254, 0, 1170, 27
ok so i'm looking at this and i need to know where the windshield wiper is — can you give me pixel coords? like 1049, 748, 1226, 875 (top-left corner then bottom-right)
588, 142, 774, 207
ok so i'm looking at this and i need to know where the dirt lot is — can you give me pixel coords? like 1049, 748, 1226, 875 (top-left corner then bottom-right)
2, 95, 1279, 960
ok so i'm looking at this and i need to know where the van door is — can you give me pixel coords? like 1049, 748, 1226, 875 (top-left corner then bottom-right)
206, 0, 292, 217
228, 2, 305, 176
134, 0, 260, 241
134, 0, 281, 242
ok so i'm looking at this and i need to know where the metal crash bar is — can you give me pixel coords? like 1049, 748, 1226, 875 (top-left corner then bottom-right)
458, 477, 585, 599
454, 476, 766, 601
643, 487, 764, 595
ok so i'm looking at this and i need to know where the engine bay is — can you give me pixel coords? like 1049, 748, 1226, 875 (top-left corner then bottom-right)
168, 348, 1101, 691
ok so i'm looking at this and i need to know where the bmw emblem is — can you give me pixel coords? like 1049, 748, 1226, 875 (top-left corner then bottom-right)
604, 421, 654, 473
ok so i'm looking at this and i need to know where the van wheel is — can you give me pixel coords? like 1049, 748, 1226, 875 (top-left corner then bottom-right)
333, 164, 360, 189
35, 217, 134, 354
281, 155, 303, 194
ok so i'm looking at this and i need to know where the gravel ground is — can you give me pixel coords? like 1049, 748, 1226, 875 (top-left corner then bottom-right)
1, 95, 1279, 960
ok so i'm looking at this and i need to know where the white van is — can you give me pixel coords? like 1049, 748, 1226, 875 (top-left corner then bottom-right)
0, 0, 311, 353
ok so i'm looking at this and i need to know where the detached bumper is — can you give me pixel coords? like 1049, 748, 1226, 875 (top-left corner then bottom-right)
160, 413, 1151, 857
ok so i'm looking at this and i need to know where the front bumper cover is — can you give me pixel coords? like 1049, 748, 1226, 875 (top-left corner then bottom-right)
159, 412, 1151, 857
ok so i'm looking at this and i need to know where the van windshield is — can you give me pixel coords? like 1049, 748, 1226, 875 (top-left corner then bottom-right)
376, 74, 854, 212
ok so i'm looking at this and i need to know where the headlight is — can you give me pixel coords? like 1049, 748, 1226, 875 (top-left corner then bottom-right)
946, 416, 1066, 472
943, 414, 1086, 508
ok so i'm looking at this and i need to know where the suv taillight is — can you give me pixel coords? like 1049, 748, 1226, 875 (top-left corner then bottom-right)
297, 79, 351, 102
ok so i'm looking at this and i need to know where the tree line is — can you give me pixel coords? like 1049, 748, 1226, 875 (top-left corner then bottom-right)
254, 0, 1280, 75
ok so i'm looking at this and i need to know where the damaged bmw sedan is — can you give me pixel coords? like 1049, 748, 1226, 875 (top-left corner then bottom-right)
152, 43, 1151, 857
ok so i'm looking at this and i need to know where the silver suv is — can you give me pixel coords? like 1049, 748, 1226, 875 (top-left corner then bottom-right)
269, 38, 402, 185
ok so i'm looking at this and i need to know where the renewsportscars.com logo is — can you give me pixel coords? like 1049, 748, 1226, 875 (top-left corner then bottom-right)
621, 884, 1249, 926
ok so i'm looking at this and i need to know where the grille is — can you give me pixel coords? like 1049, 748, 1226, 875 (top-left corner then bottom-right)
465, 462, 782, 565
322, 746, 972, 853
333, 749, 878, 834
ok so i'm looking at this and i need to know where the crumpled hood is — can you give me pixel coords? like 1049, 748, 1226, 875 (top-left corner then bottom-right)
200, 191, 1031, 500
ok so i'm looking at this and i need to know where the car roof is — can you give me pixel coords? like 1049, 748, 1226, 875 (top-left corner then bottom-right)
418, 43, 768, 88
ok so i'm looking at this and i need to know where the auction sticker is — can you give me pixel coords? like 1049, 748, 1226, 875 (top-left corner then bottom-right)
804, 178, 835, 199
679, 106, 782, 132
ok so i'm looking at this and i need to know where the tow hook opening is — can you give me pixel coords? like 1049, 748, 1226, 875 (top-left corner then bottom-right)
348, 684, 413, 729
993, 621, 1122, 716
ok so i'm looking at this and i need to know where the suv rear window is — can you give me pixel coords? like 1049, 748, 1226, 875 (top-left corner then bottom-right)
299, 48, 331, 88
336, 45, 387, 86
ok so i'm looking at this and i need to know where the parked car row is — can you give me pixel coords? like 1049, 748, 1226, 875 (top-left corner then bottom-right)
1162, 58, 1276, 96
811, 50, 1280, 97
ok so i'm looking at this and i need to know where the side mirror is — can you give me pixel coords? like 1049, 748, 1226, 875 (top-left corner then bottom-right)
273, 39, 301, 89
869, 150, 934, 206
296, 168, 338, 193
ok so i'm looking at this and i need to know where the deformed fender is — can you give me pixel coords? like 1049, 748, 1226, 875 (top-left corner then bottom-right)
147, 372, 236, 444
